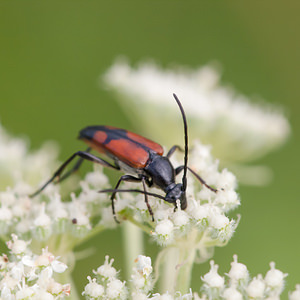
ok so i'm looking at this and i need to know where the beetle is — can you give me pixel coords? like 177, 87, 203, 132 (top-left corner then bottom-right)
30, 94, 217, 222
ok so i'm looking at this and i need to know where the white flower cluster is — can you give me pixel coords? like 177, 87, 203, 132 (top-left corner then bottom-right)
115, 140, 239, 263
198, 255, 289, 300
83, 255, 193, 300
103, 59, 290, 185
0, 234, 70, 300
131, 255, 153, 298
0, 165, 111, 248
83, 254, 296, 300
82, 255, 128, 300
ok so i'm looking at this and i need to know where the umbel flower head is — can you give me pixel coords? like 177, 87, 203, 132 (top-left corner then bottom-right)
82, 254, 293, 300
0, 234, 70, 299
103, 59, 290, 185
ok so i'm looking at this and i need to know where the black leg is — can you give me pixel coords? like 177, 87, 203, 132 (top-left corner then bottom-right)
166, 145, 184, 158
141, 177, 154, 221
109, 175, 142, 223
106, 175, 154, 223
175, 165, 218, 193
56, 147, 92, 184
30, 150, 119, 198
175, 165, 185, 175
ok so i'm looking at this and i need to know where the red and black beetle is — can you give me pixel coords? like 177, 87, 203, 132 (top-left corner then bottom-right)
31, 94, 217, 222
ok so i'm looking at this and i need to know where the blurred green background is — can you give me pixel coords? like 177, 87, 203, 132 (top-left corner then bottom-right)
1, 1, 299, 298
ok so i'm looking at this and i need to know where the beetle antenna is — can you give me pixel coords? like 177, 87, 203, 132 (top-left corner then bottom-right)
99, 188, 166, 200
173, 93, 188, 191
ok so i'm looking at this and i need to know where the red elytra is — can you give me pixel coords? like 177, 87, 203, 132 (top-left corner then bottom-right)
80, 125, 164, 169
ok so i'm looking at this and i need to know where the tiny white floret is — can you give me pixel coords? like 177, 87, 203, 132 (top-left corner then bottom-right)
246, 275, 266, 298
202, 260, 224, 288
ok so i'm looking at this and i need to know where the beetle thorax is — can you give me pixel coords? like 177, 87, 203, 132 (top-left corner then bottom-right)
144, 153, 175, 190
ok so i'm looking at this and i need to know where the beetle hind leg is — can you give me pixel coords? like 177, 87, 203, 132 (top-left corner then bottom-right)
30, 150, 120, 198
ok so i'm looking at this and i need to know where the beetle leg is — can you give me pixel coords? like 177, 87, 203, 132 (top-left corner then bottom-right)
108, 175, 141, 223
107, 175, 154, 223
175, 165, 218, 193
175, 165, 185, 175
30, 150, 120, 197
166, 145, 184, 158
55, 147, 91, 184
141, 177, 154, 221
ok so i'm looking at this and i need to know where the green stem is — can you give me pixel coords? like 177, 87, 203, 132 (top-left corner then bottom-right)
159, 246, 178, 294
159, 230, 199, 295
158, 245, 196, 295
122, 221, 144, 287
124, 214, 153, 234
176, 246, 196, 294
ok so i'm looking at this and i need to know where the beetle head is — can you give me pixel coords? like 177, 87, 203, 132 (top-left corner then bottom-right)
165, 183, 187, 210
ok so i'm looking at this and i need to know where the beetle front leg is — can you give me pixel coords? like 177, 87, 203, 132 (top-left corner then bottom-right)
175, 165, 218, 193
108, 175, 141, 223
141, 177, 154, 221
107, 175, 154, 223
166, 145, 184, 158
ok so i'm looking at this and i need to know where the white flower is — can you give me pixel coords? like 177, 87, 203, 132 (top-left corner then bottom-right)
214, 189, 240, 211
33, 204, 52, 227
222, 286, 243, 300
151, 293, 174, 300
202, 260, 225, 289
106, 278, 127, 299
15, 286, 35, 299
32, 290, 54, 300
207, 208, 229, 230
246, 275, 266, 298
227, 255, 249, 285
83, 276, 105, 298
135, 255, 152, 277
153, 219, 174, 245
0, 206, 13, 222
172, 208, 190, 229
132, 291, 149, 300
289, 285, 300, 300
265, 262, 287, 296
132, 255, 153, 294
84, 166, 109, 188
6, 234, 28, 255
0, 236, 70, 299
94, 255, 117, 279
32, 203, 52, 240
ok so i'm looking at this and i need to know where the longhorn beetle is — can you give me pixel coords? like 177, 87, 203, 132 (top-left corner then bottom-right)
30, 94, 217, 222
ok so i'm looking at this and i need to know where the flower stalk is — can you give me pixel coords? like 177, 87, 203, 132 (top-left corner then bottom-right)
122, 221, 144, 286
